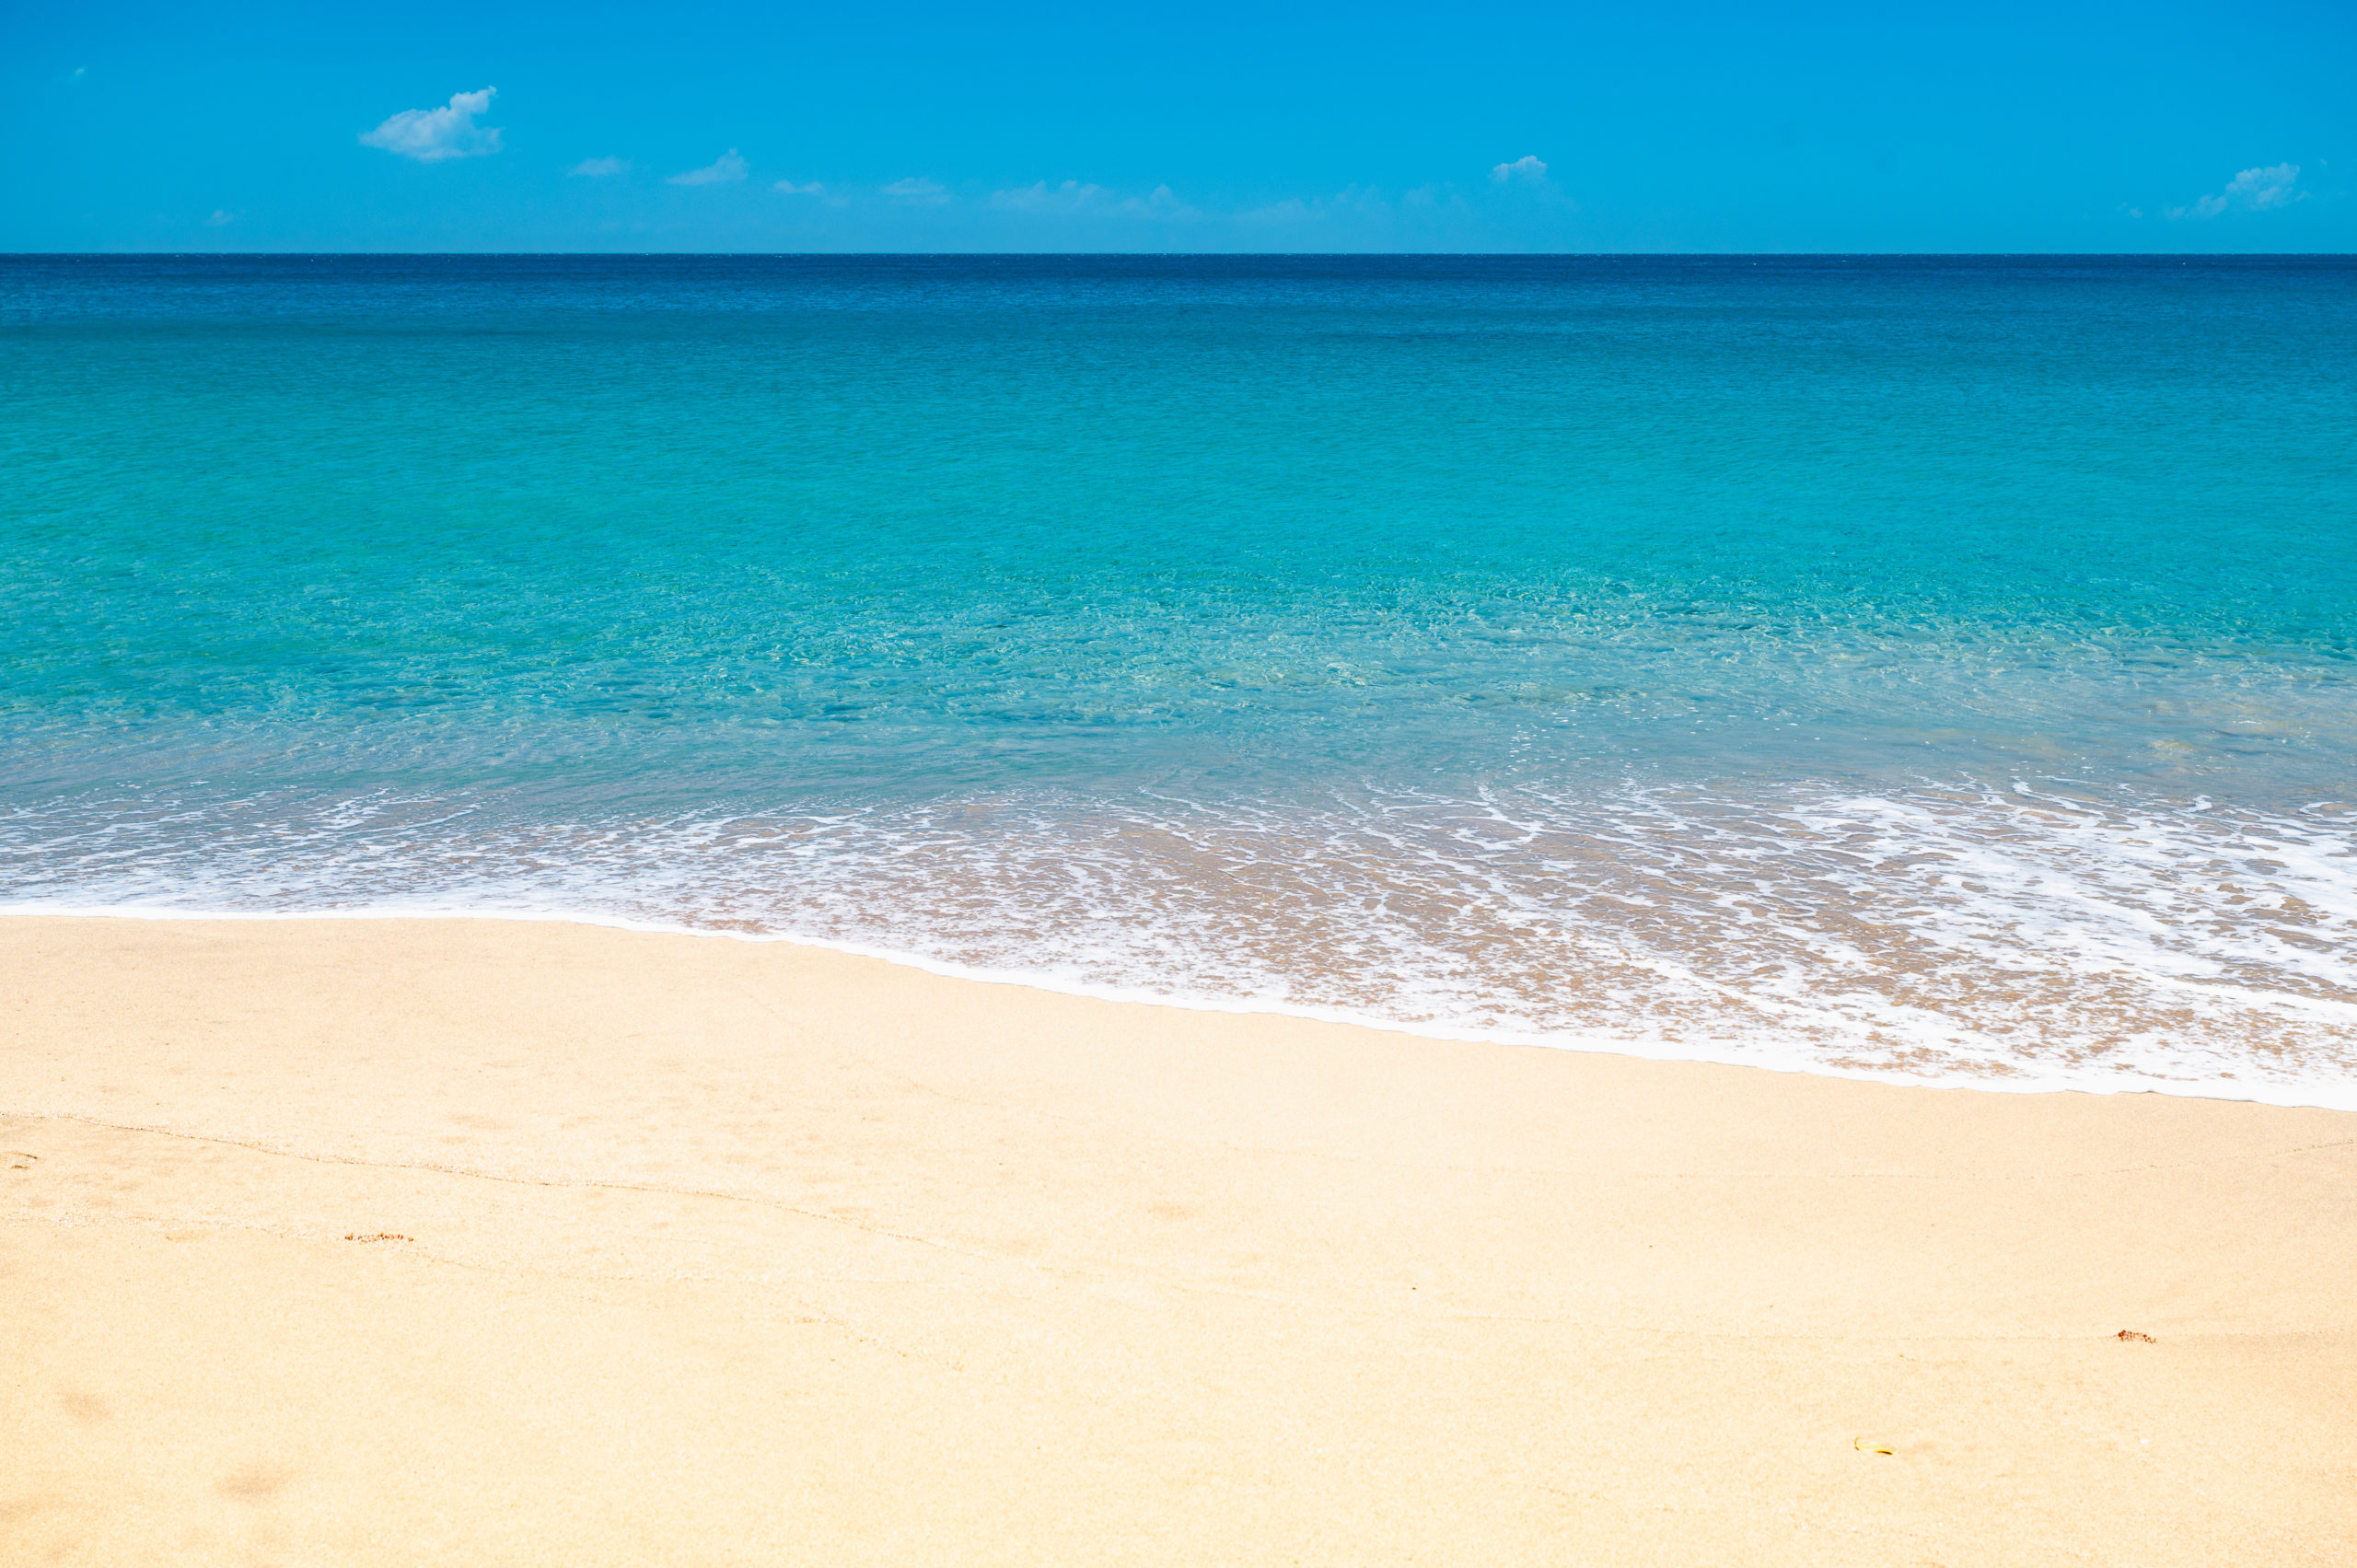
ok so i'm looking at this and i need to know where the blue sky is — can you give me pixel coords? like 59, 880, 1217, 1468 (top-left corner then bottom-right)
6, 1, 2352, 251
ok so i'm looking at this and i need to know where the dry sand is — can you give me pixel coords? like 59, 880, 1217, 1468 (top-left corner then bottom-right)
3, 913, 2351, 1565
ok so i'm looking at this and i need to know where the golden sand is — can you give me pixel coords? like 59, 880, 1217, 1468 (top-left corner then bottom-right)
4, 914, 2352, 1564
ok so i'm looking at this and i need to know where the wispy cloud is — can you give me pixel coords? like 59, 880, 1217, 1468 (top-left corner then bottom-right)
360, 87, 502, 163
774, 179, 848, 207
669, 149, 748, 186
2167, 163, 2305, 219
204, 209, 236, 226
1491, 155, 1548, 184
987, 180, 1196, 220
883, 177, 948, 203
1237, 184, 1400, 226
570, 157, 631, 178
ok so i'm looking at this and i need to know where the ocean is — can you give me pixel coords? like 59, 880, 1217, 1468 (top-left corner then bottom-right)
5, 253, 2353, 1104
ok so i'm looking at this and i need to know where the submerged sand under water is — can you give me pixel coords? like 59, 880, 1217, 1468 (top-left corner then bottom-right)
13, 776, 2354, 1105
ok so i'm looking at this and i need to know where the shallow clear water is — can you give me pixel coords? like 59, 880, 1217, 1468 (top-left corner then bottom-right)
6, 255, 2355, 1101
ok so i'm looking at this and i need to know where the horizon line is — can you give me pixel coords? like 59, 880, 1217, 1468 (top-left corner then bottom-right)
6, 250, 2354, 261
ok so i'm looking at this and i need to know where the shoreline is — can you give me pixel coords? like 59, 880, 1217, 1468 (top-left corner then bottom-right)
6, 901, 2351, 1112
6, 912, 2354, 1564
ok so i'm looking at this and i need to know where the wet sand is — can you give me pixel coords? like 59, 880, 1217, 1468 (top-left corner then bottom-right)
4, 913, 2352, 1564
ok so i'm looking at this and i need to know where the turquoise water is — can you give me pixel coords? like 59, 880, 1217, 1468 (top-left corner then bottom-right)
6, 255, 2355, 1101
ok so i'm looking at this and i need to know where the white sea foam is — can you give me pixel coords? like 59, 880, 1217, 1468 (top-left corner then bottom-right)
6, 777, 2353, 1108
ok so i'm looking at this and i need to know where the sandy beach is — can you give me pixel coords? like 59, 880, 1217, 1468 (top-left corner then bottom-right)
3, 912, 2351, 1564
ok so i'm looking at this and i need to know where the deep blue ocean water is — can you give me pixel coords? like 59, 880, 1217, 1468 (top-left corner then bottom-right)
6, 254, 2354, 1101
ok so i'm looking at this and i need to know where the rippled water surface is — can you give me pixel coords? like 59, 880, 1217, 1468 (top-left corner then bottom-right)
5, 255, 2354, 1101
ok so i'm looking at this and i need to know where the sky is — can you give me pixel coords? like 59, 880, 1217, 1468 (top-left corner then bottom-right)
4, 1, 2352, 252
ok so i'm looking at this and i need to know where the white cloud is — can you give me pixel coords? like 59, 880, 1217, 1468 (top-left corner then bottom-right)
570, 157, 630, 178
360, 87, 502, 162
1491, 155, 1548, 184
987, 180, 1196, 220
204, 209, 235, 226
668, 149, 748, 186
775, 179, 850, 208
2167, 163, 2305, 219
883, 177, 948, 203
1237, 185, 1399, 226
